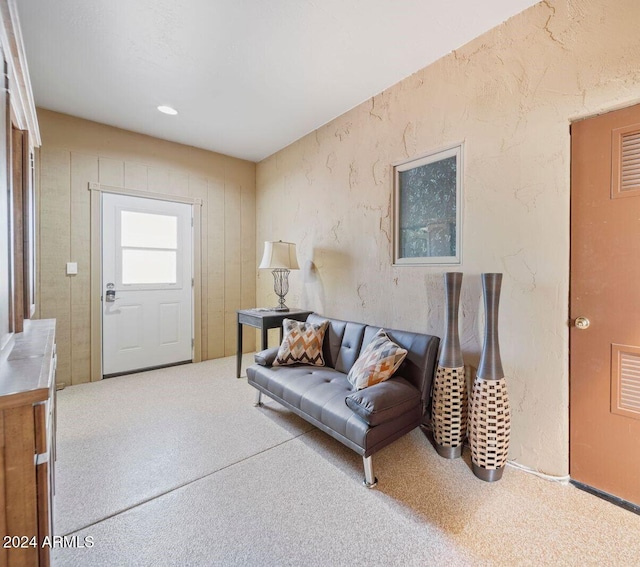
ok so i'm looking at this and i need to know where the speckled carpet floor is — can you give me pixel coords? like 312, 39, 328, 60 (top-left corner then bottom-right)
53, 355, 640, 566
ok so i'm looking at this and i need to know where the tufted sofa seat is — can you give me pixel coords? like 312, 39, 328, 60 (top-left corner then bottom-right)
246, 313, 440, 487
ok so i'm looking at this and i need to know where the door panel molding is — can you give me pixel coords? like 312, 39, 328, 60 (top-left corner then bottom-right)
89, 183, 202, 381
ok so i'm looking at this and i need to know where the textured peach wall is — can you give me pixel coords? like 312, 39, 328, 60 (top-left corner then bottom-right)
256, 0, 640, 475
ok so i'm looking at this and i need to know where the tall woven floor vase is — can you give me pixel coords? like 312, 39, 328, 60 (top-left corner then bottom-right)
470, 273, 511, 482
432, 272, 467, 459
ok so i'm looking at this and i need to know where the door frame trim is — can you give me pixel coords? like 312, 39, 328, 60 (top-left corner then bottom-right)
89, 182, 203, 381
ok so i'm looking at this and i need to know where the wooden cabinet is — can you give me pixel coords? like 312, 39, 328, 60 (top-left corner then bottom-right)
0, 320, 56, 567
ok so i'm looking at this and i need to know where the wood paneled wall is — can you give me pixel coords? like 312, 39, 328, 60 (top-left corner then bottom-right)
36, 110, 256, 386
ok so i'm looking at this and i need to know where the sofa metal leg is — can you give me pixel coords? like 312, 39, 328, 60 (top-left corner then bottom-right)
362, 456, 378, 488
254, 390, 263, 407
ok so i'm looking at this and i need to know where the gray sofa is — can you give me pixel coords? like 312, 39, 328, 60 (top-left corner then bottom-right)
246, 313, 440, 487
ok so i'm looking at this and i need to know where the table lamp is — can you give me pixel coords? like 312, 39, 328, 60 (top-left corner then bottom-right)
259, 240, 300, 311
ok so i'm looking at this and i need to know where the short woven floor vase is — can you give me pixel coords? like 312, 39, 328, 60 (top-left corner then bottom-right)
432, 272, 466, 459
469, 273, 511, 482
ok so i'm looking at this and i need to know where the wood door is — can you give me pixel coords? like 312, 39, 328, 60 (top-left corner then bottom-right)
102, 193, 193, 376
571, 103, 640, 507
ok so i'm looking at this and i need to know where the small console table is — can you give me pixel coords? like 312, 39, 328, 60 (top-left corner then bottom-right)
236, 308, 313, 378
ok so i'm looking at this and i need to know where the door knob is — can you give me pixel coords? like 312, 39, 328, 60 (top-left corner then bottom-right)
574, 316, 590, 329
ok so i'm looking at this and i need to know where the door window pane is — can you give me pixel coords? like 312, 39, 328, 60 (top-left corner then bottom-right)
122, 249, 177, 284
121, 211, 177, 249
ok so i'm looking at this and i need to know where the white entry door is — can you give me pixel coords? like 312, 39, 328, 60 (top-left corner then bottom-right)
102, 193, 193, 376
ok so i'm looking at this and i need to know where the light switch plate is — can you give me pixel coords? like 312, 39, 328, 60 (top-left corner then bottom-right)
66, 262, 78, 275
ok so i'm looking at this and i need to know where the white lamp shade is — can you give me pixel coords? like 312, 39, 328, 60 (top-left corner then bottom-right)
259, 240, 300, 270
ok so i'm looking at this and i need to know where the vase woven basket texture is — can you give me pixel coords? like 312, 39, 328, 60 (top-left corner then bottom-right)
469, 376, 511, 469
432, 365, 468, 451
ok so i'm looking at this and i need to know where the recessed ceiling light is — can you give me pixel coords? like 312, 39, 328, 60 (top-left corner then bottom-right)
157, 105, 178, 115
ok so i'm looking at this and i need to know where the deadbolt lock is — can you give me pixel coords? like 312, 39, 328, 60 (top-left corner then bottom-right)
105, 282, 118, 303
575, 316, 590, 330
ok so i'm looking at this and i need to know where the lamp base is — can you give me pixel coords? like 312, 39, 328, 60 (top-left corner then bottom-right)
271, 269, 291, 313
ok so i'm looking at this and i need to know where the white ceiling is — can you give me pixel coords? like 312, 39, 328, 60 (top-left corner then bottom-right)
17, 0, 539, 162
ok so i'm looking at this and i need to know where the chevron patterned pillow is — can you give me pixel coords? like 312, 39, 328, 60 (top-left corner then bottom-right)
273, 318, 329, 366
347, 329, 408, 390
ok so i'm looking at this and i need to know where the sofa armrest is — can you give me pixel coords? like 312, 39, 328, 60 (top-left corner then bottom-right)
254, 347, 280, 367
345, 377, 421, 427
